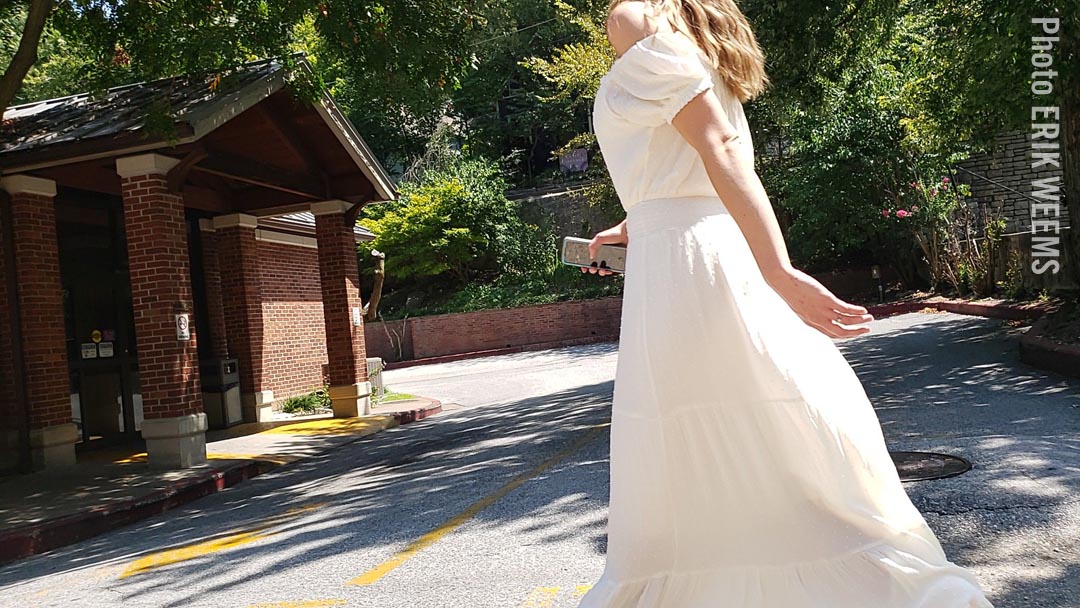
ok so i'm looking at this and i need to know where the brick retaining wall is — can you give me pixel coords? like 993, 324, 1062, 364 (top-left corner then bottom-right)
364, 297, 623, 362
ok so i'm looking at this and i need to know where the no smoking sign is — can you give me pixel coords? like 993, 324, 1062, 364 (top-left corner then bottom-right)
176, 313, 191, 341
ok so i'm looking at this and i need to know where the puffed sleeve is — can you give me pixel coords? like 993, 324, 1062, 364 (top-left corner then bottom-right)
603, 31, 716, 126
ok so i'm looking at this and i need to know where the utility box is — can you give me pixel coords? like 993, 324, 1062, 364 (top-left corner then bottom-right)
201, 358, 242, 429
366, 357, 385, 400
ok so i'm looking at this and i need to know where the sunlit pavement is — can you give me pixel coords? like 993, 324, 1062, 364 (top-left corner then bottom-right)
2, 312, 1078, 608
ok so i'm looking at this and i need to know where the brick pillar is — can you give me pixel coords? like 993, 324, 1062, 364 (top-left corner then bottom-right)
213, 214, 271, 421
0, 190, 17, 471
313, 201, 370, 417
0, 175, 78, 469
197, 220, 229, 359
116, 154, 206, 469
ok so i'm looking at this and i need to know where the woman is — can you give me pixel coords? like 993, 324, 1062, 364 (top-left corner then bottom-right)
577, 1, 995, 606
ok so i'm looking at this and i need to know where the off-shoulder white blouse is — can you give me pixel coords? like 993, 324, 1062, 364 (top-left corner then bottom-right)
592, 30, 755, 212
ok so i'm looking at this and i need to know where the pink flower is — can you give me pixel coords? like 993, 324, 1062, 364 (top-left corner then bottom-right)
942, 177, 951, 184
911, 205, 919, 212
929, 188, 938, 197
896, 209, 910, 218
882, 209, 891, 217
909, 182, 919, 189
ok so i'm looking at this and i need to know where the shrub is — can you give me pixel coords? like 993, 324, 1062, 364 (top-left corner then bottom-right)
280, 387, 332, 415
1000, 249, 1028, 300
361, 152, 553, 286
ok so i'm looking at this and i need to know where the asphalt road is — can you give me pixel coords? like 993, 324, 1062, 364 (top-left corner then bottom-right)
2, 312, 1079, 608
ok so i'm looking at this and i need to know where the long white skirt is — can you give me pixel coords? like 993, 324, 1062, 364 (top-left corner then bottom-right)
578, 196, 994, 607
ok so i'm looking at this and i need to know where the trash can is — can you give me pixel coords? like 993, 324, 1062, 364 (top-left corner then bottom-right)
201, 358, 242, 429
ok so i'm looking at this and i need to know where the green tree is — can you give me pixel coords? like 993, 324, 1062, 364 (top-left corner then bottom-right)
1, 0, 316, 115
451, 0, 609, 184
0, 0, 54, 110
1, 1, 497, 168
310, 1, 492, 167
763, 69, 914, 271
887, 1, 1079, 280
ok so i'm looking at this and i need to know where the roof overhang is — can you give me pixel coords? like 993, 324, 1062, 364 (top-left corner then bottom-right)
0, 58, 396, 204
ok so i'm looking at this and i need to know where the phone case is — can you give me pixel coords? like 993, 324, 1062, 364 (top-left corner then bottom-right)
561, 236, 627, 274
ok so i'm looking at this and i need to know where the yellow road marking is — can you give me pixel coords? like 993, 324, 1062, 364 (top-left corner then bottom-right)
248, 601, 346, 608
572, 584, 593, 598
347, 423, 608, 586
120, 503, 326, 578
519, 587, 560, 607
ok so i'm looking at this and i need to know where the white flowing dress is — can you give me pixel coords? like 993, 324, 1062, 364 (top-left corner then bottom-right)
578, 31, 995, 608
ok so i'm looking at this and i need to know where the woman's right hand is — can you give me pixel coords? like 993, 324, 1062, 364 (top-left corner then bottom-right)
581, 220, 629, 276
765, 266, 874, 338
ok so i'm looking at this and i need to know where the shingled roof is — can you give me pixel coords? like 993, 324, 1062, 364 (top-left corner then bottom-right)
1, 58, 278, 158
0, 56, 395, 203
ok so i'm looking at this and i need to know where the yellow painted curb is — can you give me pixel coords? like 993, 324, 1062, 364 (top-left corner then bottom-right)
110, 415, 400, 465
259, 415, 397, 436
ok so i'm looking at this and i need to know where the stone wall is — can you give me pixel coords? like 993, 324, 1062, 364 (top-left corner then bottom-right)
511, 182, 624, 241
957, 131, 1074, 288
956, 131, 1069, 234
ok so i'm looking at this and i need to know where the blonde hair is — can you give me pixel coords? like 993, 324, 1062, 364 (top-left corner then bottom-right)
609, 0, 768, 102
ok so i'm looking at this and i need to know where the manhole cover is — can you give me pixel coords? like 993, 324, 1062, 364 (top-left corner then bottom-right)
890, 451, 972, 482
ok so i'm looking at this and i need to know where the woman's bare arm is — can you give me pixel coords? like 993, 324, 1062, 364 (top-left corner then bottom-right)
672, 94, 872, 337
604, 5, 872, 338
671, 95, 792, 280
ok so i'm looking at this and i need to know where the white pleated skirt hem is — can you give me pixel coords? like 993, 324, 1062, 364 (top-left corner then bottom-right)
580, 530, 994, 608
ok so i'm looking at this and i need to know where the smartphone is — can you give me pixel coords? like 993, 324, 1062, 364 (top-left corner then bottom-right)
561, 236, 626, 274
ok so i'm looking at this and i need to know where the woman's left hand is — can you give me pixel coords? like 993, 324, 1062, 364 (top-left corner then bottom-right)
765, 266, 874, 339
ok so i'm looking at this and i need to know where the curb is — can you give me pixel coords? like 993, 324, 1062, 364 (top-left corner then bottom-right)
384, 398, 443, 424
865, 298, 1054, 321
384, 335, 619, 370
1020, 315, 1080, 379
0, 459, 270, 566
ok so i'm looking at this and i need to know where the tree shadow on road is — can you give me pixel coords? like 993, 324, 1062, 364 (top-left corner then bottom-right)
3, 314, 1079, 606
0, 380, 617, 606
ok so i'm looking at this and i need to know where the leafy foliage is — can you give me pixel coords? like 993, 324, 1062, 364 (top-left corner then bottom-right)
743, 0, 903, 111
1, 4, 93, 105
310, 0, 491, 166
280, 387, 332, 415
451, 0, 608, 183
360, 145, 554, 286
760, 65, 915, 271
376, 265, 623, 320
886, 0, 1075, 157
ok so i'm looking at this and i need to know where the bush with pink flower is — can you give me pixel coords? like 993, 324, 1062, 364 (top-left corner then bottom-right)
881, 174, 1004, 294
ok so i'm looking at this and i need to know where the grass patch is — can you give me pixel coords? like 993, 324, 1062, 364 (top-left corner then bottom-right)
376, 390, 415, 404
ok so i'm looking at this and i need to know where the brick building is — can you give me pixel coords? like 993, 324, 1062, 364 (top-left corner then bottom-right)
0, 58, 394, 473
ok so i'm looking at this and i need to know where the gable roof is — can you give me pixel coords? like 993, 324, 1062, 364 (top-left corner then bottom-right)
0, 56, 395, 202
